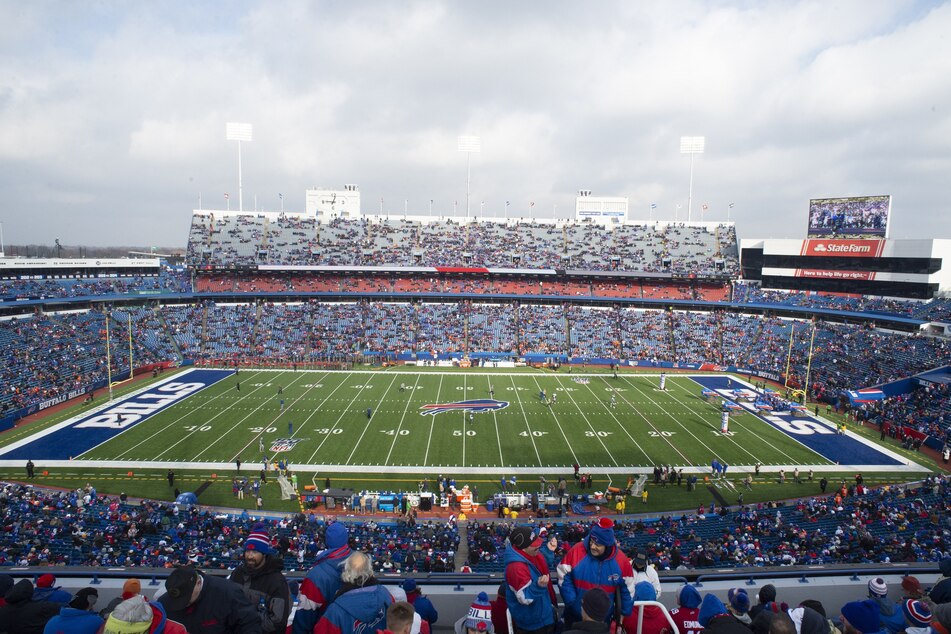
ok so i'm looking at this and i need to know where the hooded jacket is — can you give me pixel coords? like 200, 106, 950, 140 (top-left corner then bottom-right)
229, 554, 291, 633
558, 536, 635, 623
868, 595, 904, 633
313, 582, 393, 634
0, 579, 63, 634
504, 545, 555, 632
669, 585, 703, 634
39, 606, 103, 634
699, 594, 752, 634
33, 587, 73, 606
293, 544, 352, 634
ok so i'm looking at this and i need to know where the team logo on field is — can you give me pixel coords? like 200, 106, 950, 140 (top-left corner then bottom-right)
269, 438, 303, 453
572, 377, 590, 384
419, 399, 510, 417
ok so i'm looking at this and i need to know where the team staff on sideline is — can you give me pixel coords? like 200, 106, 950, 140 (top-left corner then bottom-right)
228, 523, 291, 633
558, 518, 634, 628
505, 526, 557, 634
293, 522, 352, 634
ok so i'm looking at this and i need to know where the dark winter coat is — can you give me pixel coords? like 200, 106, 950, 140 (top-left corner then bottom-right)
704, 613, 753, 634
158, 572, 261, 634
0, 579, 63, 634
229, 555, 291, 633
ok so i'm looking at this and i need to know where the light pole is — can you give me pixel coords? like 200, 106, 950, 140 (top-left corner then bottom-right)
680, 136, 705, 222
226, 122, 253, 212
458, 135, 481, 220
0, 221, 5, 257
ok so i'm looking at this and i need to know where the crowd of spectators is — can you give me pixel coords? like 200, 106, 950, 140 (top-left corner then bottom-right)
0, 481, 457, 574
0, 270, 190, 301
185, 212, 742, 274
468, 474, 951, 572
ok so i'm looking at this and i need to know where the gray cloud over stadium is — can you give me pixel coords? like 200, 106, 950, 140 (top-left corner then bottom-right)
0, 0, 949, 248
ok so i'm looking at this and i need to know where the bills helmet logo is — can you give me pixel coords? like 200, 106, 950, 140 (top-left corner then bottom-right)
419, 399, 510, 417
269, 437, 303, 453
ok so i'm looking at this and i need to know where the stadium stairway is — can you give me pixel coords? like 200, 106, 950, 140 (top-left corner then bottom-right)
455, 521, 470, 572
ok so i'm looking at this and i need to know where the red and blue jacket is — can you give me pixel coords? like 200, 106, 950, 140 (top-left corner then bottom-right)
314, 584, 392, 634
504, 546, 555, 632
557, 538, 635, 621
292, 544, 351, 634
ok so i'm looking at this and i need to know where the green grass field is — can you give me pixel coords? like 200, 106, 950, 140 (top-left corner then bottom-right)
73, 368, 840, 472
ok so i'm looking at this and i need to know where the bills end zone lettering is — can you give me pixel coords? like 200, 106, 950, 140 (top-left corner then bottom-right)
0, 369, 231, 461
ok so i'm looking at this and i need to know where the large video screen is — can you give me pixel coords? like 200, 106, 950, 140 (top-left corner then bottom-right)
807, 195, 891, 239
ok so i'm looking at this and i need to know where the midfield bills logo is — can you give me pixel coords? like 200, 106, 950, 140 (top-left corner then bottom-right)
419, 399, 510, 417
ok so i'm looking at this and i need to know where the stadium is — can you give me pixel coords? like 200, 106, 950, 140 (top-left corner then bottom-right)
1, 189, 950, 631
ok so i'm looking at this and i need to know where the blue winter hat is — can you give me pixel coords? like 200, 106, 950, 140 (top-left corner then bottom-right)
729, 588, 751, 614
635, 581, 657, 602
699, 593, 729, 627
588, 517, 616, 548
679, 584, 702, 609
402, 579, 417, 593
841, 600, 881, 634
325, 522, 348, 549
245, 523, 272, 555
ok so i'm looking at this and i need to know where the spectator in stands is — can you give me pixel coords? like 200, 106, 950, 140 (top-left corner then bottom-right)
99, 579, 142, 620
42, 587, 102, 634
34, 574, 72, 605
840, 600, 887, 634
784, 607, 826, 634
454, 592, 495, 634
228, 523, 291, 633
385, 601, 416, 634
634, 551, 663, 599
728, 588, 752, 626
867, 577, 904, 633
669, 584, 703, 634
0, 575, 13, 607
101, 594, 189, 634
490, 584, 509, 634
402, 579, 438, 628
558, 518, 634, 628
749, 585, 777, 620
0, 579, 62, 634
562, 587, 611, 634
900, 600, 933, 634
932, 558, 951, 604
624, 581, 668, 634
505, 526, 556, 634
294, 522, 351, 634
313, 551, 392, 634
901, 576, 926, 601
158, 565, 259, 634
698, 592, 751, 634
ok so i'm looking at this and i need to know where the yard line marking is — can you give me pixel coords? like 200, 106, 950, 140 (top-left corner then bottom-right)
305, 374, 374, 464
572, 377, 652, 464
423, 374, 444, 467
509, 376, 544, 467
545, 376, 618, 466
345, 374, 398, 465
152, 372, 277, 460
597, 376, 692, 465
488, 377, 505, 467
384, 374, 421, 466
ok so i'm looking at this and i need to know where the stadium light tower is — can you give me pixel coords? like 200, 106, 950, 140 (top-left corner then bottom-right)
458, 135, 481, 220
680, 136, 705, 221
226, 122, 253, 212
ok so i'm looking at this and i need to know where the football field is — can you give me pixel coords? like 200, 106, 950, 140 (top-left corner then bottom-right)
0, 368, 924, 475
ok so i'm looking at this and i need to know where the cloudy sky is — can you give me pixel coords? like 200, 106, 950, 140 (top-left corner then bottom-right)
1, 0, 949, 248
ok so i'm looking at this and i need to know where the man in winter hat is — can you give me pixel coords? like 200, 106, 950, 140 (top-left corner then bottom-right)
228, 522, 291, 633
558, 518, 634, 628
901, 600, 932, 634
294, 522, 351, 634
102, 594, 188, 634
505, 526, 556, 634
867, 577, 904, 633
841, 600, 888, 634
698, 593, 750, 634
728, 588, 752, 626
402, 579, 438, 628
42, 587, 102, 634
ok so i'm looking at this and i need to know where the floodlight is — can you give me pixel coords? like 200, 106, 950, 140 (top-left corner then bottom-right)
680, 136, 706, 221
458, 135, 482, 219
226, 122, 253, 211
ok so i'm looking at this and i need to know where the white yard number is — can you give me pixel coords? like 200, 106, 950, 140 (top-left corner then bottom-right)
586, 431, 613, 437
381, 429, 410, 436
301, 383, 323, 388
314, 428, 343, 435
352, 384, 373, 389
249, 426, 277, 433
455, 386, 474, 391
184, 425, 211, 432
649, 431, 675, 437
453, 430, 477, 436
251, 383, 271, 387
520, 431, 548, 437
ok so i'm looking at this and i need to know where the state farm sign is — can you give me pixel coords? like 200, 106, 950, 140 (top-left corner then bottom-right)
800, 239, 886, 258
